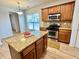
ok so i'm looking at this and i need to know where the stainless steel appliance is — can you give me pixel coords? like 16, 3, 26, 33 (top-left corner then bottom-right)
48, 13, 60, 21
47, 24, 60, 39
48, 30, 58, 39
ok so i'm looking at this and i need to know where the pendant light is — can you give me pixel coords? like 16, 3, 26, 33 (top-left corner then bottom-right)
16, 0, 23, 15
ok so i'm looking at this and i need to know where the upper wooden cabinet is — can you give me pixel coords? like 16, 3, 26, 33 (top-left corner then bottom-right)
61, 2, 75, 21
49, 6, 61, 14
42, 8, 48, 22
41, 2, 75, 22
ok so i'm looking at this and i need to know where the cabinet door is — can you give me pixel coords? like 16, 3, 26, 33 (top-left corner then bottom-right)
22, 44, 36, 59
49, 6, 61, 14
36, 38, 43, 59
43, 34, 47, 51
61, 3, 75, 21
42, 8, 48, 22
59, 31, 66, 42
23, 49, 36, 59
59, 30, 71, 44
65, 31, 71, 43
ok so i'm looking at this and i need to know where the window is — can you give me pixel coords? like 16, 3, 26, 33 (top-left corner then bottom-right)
27, 13, 40, 30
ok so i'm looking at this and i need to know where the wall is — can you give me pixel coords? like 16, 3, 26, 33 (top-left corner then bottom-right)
0, 8, 13, 39
70, 0, 79, 47
0, 7, 18, 39
23, 10, 28, 31
10, 13, 20, 32
25, 0, 75, 27
18, 14, 26, 33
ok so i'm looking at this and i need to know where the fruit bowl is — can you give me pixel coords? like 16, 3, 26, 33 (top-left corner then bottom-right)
23, 32, 32, 38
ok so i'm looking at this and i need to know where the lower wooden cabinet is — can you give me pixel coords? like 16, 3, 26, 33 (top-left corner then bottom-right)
22, 35, 47, 59
43, 35, 47, 51
23, 49, 36, 59
36, 38, 43, 59
9, 34, 47, 59
58, 29, 71, 44
22, 44, 36, 59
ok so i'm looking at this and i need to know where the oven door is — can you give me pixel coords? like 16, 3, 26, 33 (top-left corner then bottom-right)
48, 30, 58, 39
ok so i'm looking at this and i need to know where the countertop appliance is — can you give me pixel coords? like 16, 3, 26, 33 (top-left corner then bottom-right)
47, 23, 60, 39
48, 13, 60, 21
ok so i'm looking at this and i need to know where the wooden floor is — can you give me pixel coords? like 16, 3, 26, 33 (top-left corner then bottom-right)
41, 47, 78, 59
48, 38, 60, 49
0, 38, 79, 59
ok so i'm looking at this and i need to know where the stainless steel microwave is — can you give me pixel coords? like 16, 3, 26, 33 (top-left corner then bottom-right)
48, 13, 60, 21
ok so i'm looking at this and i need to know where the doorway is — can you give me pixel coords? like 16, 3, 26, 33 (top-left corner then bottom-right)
9, 12, 20, 35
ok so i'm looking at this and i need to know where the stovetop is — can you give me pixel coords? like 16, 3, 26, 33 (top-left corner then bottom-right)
47, 24, 60, 31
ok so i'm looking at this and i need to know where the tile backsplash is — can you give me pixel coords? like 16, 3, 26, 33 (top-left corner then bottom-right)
60, 22, 71, 28
41, 22, 50, 27
41, 21, 71, 28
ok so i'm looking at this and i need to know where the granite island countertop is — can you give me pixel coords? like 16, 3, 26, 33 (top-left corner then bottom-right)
5, 31, 47, 53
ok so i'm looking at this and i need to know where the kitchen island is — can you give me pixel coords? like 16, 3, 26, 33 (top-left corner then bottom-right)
6, 31, 47, 59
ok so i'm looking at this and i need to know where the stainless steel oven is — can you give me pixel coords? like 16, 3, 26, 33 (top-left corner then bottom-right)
48, 30, 58, 39
47, 23, 60, 39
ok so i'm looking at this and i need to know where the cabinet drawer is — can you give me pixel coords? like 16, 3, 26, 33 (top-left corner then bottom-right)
22, 44, 35, 56
36, 38, 43, 45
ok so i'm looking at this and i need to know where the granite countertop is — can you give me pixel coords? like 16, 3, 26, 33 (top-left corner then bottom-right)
5, 31, 47, 53
59, 27, 71, 30
40, 26, 71, 31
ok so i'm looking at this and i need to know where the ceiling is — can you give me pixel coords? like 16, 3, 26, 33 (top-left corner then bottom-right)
0, 0, 55, 10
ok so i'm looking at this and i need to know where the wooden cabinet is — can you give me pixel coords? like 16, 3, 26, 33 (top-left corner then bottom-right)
40, 27, 47, 31
49, 6, 61, 14
9, 34, 48, 59
61, 2, 75, 21
36, 38, 43, 59
43, 34, 47, 51
23, 49, 36, 59
42, 8, 48, 22
22, 44, 36, 59
58, 29, 71, 44
41, 2, 75, 22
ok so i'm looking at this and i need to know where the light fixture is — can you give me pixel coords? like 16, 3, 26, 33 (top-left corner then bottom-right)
16, 1, 23, 15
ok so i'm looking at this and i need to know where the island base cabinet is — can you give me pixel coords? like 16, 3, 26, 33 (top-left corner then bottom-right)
36, 38, 43, 59
22, 43, 36, 59
43, 34, 48, 51
9, 34, 47, 59
23, 49, 36, 59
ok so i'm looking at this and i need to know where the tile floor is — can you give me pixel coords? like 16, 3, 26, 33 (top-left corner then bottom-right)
0, 38, 79, 59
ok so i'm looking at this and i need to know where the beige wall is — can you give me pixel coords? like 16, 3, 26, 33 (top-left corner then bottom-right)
0, 7, 18, 39
0, 8, 13, 39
